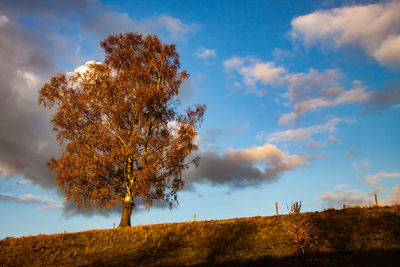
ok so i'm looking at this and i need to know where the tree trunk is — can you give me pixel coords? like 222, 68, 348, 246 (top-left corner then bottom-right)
118, 202, 133, 227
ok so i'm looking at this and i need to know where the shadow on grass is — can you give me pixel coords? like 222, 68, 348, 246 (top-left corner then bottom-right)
83, 249, 400, 266
3, 207, 399, 267
204, 220, 257, 263
308, 207, 400, 253
84, 208, 400, 267
206, 249, 400, 267
85, 221, 258, 267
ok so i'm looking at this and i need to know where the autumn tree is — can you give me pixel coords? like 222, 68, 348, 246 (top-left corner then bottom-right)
39, 33, 206, 227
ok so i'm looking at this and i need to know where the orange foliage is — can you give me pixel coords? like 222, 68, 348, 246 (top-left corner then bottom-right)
38, 33, 206, 224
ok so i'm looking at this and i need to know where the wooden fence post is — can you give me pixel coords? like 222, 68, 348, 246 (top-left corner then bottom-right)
375, 193, 379, 207
275, 202, 279, 216
194, 213, 196, 222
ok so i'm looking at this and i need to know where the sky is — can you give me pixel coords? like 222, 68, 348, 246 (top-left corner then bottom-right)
0, 0, 400, 239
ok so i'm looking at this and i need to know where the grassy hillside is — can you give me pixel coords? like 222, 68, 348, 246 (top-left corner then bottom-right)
1, 205, 400, 266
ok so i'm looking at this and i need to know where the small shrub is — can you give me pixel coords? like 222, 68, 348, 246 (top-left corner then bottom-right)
285, 201, 318, 257
287, 201, 303, 214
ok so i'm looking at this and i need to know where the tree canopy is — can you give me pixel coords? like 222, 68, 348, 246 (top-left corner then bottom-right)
39, 33, 206, 226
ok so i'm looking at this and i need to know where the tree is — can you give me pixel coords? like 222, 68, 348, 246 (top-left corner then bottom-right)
39, 33, 206, 227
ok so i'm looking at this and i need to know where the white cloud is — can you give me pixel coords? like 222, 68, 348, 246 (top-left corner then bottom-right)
268, 118, 341, 143
305, 136, 340, 148
223, 55, 399, 124
373, 34, 400, 65
290, 1, 400, 66
195, 48, 216, 59
286, 68, 343, 102
223, 56, 245, 69
167, 120, 183, 138
317, 188, 373, 208
335, 184, 347, 190
17, 70, 39, 86
15, 179, 32, 186
73, 60, 100, 75
293, 85, 367, 121
273, 48, 292, 60
365, 171, 400, 186
317, 184, 400, 208
240, 62, 287, 86
279, 112, 297, 126
382, 184, 400, 206
227, 143, 307, 168
0, 163, 14, 177
223, 59, 376, 123
157, 15, 198, 42
223, 56, 287, 90
0, 193, 12, 200
0, 193, 64, 210
66, 61, 103, 88
0, 15, 8, 26
279, 81, 370, 125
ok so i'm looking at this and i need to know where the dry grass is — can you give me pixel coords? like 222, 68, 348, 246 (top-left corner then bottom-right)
1, 205, 400, 266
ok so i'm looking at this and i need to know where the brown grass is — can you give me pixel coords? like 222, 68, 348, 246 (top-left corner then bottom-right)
1, 205, 400, 266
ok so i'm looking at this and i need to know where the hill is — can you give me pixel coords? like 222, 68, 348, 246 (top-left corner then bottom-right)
1, 205, 400, 266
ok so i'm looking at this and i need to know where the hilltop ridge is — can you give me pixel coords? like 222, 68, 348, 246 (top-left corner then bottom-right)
1, 205, 400, 266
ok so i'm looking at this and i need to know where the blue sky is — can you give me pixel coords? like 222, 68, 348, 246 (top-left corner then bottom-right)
1, 0, 400, 239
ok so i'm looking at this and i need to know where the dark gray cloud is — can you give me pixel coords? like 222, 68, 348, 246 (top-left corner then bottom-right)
62, 200, 120, 218
62, 198, 175, 218
184, 144, 309, 188
185, 151, 276, 188
0, 0, 200, 218
0, 0, 138, 42
0, 0, 198, 184
0, 191, 176, 217
0, 0, 197, 42
0, 15, 60, 188
0, 0, 201, 219
363, 87, 400, 112
0, 0, 98, 15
